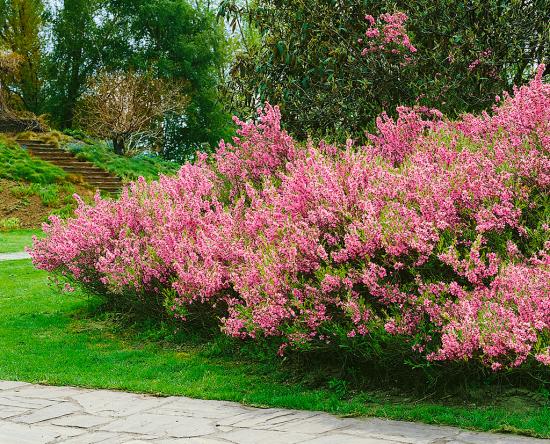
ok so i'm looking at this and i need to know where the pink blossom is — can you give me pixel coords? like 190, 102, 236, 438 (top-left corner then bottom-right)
360, 12, 416, 58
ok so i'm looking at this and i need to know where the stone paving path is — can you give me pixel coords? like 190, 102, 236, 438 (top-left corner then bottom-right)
0, 252, 31, 261
0, 381, 544, 444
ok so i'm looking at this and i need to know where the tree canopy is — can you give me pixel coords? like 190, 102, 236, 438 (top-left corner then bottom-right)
0, 0, 43, 113
221, 0, 550, 141
1, 0, 233, 160
0, 0, 548, 156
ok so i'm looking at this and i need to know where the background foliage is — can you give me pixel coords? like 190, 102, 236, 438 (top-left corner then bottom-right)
1, 0, 234, 161
221, 0, 550, 141
1, 0, 549, 155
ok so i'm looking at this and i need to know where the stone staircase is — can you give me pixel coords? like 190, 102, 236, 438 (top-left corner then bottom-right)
18, 139, 123, 194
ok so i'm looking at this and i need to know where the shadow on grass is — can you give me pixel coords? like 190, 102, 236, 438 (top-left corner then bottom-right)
79, 293, 550, 416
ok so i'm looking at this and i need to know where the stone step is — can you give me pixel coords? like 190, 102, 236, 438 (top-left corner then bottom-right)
88, 181, 122, 188
32, 155, 76, 161
85, 179, 123, 185
89, 188, 122, 192
28, 149, 72, 154
46, 161, 101, 169
17, 139, 53, 146
55, 167, 109, 174
72, 171, 121, 179
27, 152, 84, 161
27, 149, 75, 154
22, 144, 58, 150
75, 175, 119, 181
22, 147, 54, 151
19, 141, 123, 193
88, 187, 123, 191
48, 162, 99, 168
95, 188, 122, 194
87, 180, 122, 185
78, 174, 121, 180
23, 145, 67, 151
27, 151, 68, 156
89, 186, 123, 191
26, 145, 63, 149
59, 167, 115, 175
84, 174, 121, 180
93, 184, 122, 187
72, 172, 120, 178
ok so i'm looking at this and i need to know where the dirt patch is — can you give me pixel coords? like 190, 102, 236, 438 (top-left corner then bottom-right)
0, 179, 94, 229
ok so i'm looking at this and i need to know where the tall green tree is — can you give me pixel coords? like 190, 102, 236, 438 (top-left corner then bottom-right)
221, 0, 550, 141
45, 0, 105, 128
0, 0, 44, 113
106, 0, 233, 160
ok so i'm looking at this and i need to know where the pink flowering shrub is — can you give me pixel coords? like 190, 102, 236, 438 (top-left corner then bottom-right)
360, 12, 417, 57
367, 105, 443, 164
31, 66, 550, 370
215, 104, 297, 189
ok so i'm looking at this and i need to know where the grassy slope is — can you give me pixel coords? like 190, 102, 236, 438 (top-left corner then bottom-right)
0, 141, 88, 229
0, 140, 67, 184
0, 230, 43, 253
4, 132, 179, 183
0, 136, 179, 230
0, 258, 548, 438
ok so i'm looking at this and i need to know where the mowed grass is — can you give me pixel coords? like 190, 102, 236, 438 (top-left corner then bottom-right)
0, 259, 549, 438
0, 230, 43, 253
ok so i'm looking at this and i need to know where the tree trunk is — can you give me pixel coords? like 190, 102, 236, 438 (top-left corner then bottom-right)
113, 136, 125, 156
0, 81, 6, 113
61, 47, 84, 129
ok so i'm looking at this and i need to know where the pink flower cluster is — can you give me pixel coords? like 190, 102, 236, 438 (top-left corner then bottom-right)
31, 66, 550, 370
360, 12, 416, 58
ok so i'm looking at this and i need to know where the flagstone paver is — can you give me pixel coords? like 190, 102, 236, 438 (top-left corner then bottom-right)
0, 381, 544, 443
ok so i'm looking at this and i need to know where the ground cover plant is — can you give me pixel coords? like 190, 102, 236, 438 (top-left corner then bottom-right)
31, 67, 550, 375
0, 258, 549, 437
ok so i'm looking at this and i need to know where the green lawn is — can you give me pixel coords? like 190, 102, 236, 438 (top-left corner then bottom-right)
0, 259, 549, 438
0, 229, 43, 253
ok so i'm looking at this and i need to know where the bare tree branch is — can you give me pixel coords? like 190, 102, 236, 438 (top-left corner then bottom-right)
77, 71, 189, 155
